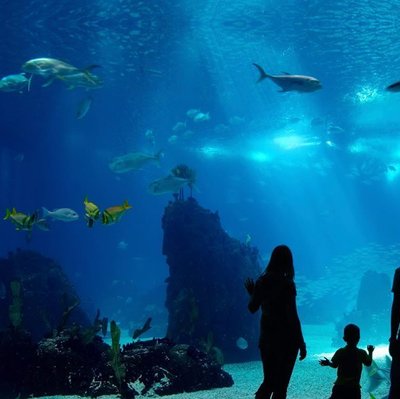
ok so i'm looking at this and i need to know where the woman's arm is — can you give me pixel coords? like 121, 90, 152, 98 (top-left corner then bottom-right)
287, 284, 306, 359
244, 278, 261, 313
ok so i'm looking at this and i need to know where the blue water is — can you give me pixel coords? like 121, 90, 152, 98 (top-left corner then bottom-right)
1, 0, 399, 342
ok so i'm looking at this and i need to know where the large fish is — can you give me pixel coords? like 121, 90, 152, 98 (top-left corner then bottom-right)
22, 58, 101, 89
386, 81, 400, 92
148, 174, 192, 195
22, 57, 78, 78
109, 150, 163, 173
253, 63, 322, 93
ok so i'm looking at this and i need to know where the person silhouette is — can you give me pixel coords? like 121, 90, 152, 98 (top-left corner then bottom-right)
245, 244, 306, 399
389, 267, 400, 399
320, 323, 374, 399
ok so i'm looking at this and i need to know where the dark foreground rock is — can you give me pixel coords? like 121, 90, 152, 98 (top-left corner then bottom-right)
0, 249, 90, 341
0, 329, 233, 399
123, 338, 234, 396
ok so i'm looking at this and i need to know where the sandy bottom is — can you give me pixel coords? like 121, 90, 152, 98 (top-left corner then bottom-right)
34, 324, 391, 399
33, 359, 389, 399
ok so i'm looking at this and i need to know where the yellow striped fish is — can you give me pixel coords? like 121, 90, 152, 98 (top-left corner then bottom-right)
4, 208, 37, 231
102, 200, 132, 225
83, 197, 100, 228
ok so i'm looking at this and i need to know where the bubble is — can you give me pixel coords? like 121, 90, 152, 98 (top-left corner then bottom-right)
236, 337, 248, 350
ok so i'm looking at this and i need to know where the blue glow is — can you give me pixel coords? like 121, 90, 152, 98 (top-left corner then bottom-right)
198, 146, 227, 158
273, 135, 320, 150
248, 151, 270, 163
348, 139, 367, 154
354, 86, 381, 104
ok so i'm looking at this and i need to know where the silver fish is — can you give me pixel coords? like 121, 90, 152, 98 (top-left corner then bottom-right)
109, 150, 163, 173
22, 57, 78, 78
42, 207, 79, 222
253, 63, 322, 93
22, 58, 101, 89
0, 73, 31, 92
193, 112, 210, 122
148, 174, 191, 195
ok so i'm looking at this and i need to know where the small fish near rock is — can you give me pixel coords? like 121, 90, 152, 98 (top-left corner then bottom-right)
148, 174, 193, 195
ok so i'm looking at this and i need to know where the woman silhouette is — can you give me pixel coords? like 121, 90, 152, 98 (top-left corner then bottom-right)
245, 245, 306, 399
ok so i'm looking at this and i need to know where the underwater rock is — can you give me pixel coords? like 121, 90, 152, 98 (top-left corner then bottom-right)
123, 338, 233, 395
32, 332, 119, 397
0, 249, 90, 341
356, 270, 391, 313
333, 269, 391, 346
162, 197, 261, 362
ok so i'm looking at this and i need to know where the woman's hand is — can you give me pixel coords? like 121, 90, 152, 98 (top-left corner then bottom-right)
244, 278, 255, 295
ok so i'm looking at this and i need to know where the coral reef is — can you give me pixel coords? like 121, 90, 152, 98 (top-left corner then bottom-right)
0, 329, 233, 398
162, 197, 261, 362
0, 249, 233, 398
0, 249, 90, 341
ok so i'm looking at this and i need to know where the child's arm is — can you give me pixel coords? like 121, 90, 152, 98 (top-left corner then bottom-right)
319, 356, 337, 368
363, 345, 374, 366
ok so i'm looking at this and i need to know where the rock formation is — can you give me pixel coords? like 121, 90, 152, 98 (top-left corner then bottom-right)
162, 197, 261, 362
0, 249, 90, 341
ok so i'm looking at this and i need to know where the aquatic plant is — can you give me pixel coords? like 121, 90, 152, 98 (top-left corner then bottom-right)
109, 320, 126, 389
56, 293, 80, 335
199, 332, 224, 365
81, 309, 108, 344
9, 280, 22, 329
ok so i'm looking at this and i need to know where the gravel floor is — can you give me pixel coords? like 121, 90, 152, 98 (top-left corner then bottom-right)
34, 357, 390, 399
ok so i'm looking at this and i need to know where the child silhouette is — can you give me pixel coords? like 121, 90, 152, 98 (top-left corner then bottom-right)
320, 323, 374, 399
